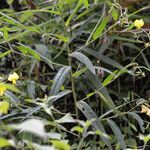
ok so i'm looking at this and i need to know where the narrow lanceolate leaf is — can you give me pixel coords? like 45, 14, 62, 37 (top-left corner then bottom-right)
34, 44, 53, 69
111, 7, 118, 21
0, 12, 24, 27
99, 55, 126, 71
27, 80, 35, 99
17, 44, 40, 60
107, 119, 126, 150
50, 66, 71, 95
69, 52, 95, 74
85, 71, 116, 110
0, 50, 12, 59
0, 83, 20, 94
4, 91, 20, 103
84, 49, 129, 73
73, 68, 87, 78
65, 0, 83, 26
93, 17, 109, 40
128, 112, 145, 133
77, 101, 112, 150
47, 90, 71, 106
20, 11, 33, 23
56, 34, 69, 43
103, 70, 118, 87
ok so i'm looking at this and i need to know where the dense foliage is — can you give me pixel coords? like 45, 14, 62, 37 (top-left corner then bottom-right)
0, 0, 150, 149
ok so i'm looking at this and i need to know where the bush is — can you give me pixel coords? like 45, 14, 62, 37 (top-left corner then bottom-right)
0, 0, 150, 149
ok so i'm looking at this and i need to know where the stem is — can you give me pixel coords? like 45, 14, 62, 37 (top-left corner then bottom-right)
56, 4, 78, 118
77, 136, 84, 150
51, 114, 64, 140
143, 142, 147, 150
68, 46, 78, 118
77, 128, 87, 150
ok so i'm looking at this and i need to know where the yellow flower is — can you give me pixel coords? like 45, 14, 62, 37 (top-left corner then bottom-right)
134, 19, 144, 30
0, 86, 6, 96
8, 72, 19, 85
141, 104, 150, 117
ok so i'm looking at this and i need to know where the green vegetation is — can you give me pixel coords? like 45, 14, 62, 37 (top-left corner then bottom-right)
0, 0, 150, 149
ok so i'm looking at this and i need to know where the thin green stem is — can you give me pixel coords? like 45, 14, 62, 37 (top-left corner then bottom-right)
77, 136, 85, 150
68, 46, 78, 118
57, 4, 79, 118
77, 128, 87, 150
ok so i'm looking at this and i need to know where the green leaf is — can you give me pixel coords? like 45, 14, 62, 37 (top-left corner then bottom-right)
99, 55, 127, 71
51, 140, 70, 150
17, 44, 41, 60
0, 30, 28, 44
98, 92, 116, 111
113, 35, 141, 43
0, 50, 12, 59
28, 9, 60, 15
0, 82, 20, 94
128, 112, 145, 133
73, 68, 87, 78
139, 134, 150, 143
56, 34, 69, 43
69, 52, 95, 74
3, 26, 9, 39
85, 71, 116, 110
111, 7, 118, 21
0, 12, 24, 27
23, 26, 41, 33
34, 44, 53, 69
7, 0, 14, 4
95, 130, 111, 139
93, 17, 109, 40
125, 138, 137, 148
11, 119, 47, 138
77, 101, 112, 149
55, 113, 75, 123
87, 92, 95, 97
84, 48, 129, 72
31, 143, 55, 150
0, 101, 10, 114
4, 91, 20, 103
27, 80, 35, 99
65, 0, 83, 26
47, 132, 61, 140
0, 138, 12, 148
107, 119, 126, 150
50, 66, 71, 95
83, 0, 89, 8
20, 11, 33, 23
103, 70, 118, 86
71, 126, 84, 133
47, 90, 71, 106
